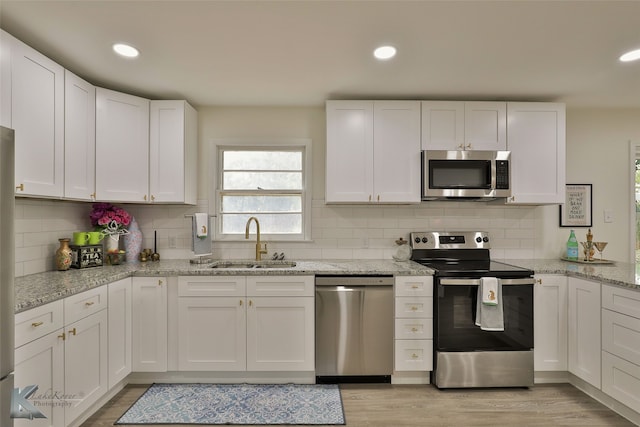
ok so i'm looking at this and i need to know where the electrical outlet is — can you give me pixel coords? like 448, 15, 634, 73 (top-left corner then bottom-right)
169, 236, 177, 248
604, 209, 614, 223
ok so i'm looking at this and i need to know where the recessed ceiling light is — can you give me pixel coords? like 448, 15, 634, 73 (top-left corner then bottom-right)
373, 45, 397, 60
619, 48, 640, 62
113, 43, 139, 58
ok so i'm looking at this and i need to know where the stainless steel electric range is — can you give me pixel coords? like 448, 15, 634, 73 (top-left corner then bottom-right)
410, 231, 535, 388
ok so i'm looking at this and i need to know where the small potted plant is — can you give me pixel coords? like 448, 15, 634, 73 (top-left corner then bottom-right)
89, 203, 131, 256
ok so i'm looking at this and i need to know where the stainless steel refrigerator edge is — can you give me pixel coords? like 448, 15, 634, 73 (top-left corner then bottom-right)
0, 126, 15, 427
315, 276, 393, 380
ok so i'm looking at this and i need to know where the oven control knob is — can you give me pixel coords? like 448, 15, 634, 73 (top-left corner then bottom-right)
422, 237, 428, 243
476, 237, 482, 243
483, 237, 489, 243
414, 237, 421, 243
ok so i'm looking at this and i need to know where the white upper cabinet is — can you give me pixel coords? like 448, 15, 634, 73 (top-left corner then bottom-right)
3, 30, 65, 198
64, 70, 96, 201
149, 100, 198, 204
506, 102, 566, 204
326, 100, 421, 204
0, 31, 12, 128
421, 101, 506, 151
95, 88, 150, 202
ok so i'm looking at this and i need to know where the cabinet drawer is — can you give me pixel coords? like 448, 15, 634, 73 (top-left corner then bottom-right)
395, 297, 433, 318
178, 276, 246, 297
15, 300, 64, 348
395, 318, 433, 340
64, 286, 107, 324
602, 351, 640, 412
395, 276, 433, 297
394, 339, 433, 371
602, 285, 640, 319
247, 276, 314, 297
602, 308, 640, 366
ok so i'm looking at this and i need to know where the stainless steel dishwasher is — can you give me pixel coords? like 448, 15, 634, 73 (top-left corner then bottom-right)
315, 275, 394, 382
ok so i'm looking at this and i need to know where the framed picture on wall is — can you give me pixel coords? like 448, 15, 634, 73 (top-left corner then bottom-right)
559, 184, 592, 227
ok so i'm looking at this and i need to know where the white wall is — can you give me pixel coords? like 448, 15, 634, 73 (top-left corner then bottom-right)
538, 108, 640, 262
14, 106, 640, 276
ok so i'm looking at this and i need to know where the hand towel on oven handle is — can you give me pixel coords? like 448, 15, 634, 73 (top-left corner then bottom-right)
481, 276, 499, 306
475, 277, 504, 331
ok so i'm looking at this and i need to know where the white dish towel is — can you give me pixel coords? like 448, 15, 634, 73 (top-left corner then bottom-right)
195, 213, 208, 238
475, 277, 504, 331
191, 214, 212, 257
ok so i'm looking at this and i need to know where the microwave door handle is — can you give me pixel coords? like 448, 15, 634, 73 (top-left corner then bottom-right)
439, 278, 535, 286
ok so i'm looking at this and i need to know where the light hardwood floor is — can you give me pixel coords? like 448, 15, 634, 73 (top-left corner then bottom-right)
81, 383, 636, 427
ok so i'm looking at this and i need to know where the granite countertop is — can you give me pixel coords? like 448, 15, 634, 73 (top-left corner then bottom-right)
503, 258, 640, 291
14, 259, 432, 313
15, 257, 640, 314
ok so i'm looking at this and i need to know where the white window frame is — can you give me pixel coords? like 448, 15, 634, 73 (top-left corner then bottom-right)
211, 138, 312, 242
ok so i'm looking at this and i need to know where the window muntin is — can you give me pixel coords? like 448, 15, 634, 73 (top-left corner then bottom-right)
217, 146, 308, 239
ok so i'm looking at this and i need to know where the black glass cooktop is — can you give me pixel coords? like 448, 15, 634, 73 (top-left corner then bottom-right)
411, 249, 533, 278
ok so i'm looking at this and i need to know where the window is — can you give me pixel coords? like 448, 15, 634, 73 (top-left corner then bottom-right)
215, 139, 311, 241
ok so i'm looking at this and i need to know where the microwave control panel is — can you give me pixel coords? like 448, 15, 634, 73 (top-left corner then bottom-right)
495, 160, 509, 189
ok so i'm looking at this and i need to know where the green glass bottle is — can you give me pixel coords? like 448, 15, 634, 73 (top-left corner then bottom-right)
566, 229, 579, 260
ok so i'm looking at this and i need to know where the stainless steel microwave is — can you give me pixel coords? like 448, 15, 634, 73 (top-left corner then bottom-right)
422, 150, 511, 200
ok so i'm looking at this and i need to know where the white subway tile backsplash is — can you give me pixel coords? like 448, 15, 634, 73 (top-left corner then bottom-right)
15, 198, 540, 276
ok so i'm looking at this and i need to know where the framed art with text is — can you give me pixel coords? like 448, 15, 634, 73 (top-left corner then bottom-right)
559, 184, 592, 227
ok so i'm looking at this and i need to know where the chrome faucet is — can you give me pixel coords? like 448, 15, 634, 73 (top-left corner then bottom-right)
245, 216, 267, 261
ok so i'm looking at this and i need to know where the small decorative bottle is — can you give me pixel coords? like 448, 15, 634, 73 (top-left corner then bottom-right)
55, 238, 72, 271
393, 237, 412, 262
566, 230, 579, 261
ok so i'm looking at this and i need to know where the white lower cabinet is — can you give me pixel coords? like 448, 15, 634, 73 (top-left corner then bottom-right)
107, 278, 132, 387
393, 276, 433, 372
63, 310, 108, 425
14, 329, 64, 427
534, 274, 568, 371
14, 287, 108, 427
568, 277, 601, 388
601, 284, 640, 412
132, 277, 168, 372
177, 275, 314, 372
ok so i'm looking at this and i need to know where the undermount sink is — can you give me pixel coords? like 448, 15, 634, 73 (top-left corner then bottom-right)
210, 260, 297, 269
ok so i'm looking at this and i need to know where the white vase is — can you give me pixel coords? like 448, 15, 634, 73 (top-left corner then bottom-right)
105, 234, 120, 253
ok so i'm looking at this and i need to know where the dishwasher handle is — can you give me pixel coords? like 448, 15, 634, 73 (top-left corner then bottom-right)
315, 276, 394, 287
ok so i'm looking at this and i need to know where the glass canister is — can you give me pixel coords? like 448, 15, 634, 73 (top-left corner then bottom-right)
393, 237, 412, 262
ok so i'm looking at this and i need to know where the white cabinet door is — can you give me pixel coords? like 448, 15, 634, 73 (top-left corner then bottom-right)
464, 101, 507, 151
108, 278, 132, 388
64, 309, 108, 425
534, 275, 568, 371
149, 100, 198, 204
325, 100, 420, 203
132, 277, 168, 372
568, 277, 601, 388
177, 297, 246, 371
14, 330, 64, 427
9, 32, 64, 198
246, 296, 315, 371
95, 88, 150, 202
325, 100, 374, 203
421, 101, 505, 151
506, 102, 566, 204
373, 101, 421, 203
1, 30, 13, 128
421, 101, 464, 150
64, 70, 96, 201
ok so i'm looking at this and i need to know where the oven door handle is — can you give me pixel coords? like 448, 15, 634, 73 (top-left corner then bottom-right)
439, 278, 535, 286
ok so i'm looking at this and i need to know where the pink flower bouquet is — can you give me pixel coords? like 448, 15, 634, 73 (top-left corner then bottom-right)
89, 203, 131, 235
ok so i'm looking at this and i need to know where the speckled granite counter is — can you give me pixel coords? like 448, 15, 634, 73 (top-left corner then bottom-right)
14, 259, 432, 313
504, 258, 640, 291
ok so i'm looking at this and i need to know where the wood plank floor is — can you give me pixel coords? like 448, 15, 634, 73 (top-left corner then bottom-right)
81, 383, 636, 427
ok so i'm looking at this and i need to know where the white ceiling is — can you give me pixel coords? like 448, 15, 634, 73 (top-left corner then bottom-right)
1, 0, 640, 109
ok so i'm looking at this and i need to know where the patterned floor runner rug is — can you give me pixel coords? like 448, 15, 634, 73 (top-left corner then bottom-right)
115, 383, 346, 425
